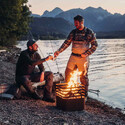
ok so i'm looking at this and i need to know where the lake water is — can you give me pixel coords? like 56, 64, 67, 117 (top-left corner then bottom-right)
17, 39, 125, 111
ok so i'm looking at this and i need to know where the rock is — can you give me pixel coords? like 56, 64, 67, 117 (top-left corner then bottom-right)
0, 50, 6, 53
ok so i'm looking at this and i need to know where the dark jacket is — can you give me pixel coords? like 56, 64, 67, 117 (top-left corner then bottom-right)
16, 49, 45, 77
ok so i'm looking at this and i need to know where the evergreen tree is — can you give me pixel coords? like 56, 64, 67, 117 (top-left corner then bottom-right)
0, 0, 31, 46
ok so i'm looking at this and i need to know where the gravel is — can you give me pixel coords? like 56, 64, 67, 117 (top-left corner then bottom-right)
0, 47, 125, 125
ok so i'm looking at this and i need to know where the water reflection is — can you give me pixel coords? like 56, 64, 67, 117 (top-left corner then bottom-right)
89, 39, 125, 109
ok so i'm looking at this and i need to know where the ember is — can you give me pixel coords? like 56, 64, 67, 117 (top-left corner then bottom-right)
56, 71, 85, 111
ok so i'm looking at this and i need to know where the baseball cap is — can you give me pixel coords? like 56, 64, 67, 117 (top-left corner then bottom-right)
27, 39, 37, 47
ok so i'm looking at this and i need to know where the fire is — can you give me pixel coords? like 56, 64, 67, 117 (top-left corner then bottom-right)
67, 70, 82, 87
56, 70, 85, 99
56, 66, 86, 100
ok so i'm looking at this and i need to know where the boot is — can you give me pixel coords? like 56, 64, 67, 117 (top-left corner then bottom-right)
42, 96, 55, 103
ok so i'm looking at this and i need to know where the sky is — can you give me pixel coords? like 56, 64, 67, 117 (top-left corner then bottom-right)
28, 0, 125, 15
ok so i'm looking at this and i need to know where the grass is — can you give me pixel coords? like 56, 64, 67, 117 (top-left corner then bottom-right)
0, 46, 8, 50
0, 46, 12, 51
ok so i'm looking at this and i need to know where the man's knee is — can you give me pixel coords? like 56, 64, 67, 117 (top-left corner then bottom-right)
48, 72, 53, 78
45, 71, 53, 79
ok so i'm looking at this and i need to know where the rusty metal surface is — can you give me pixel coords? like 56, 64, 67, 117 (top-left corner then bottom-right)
56, 83, 85, 111
56, 83, 85, 98
56, 96, 85, 111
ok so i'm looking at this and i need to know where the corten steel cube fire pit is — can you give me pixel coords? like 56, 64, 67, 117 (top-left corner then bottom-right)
56, 83, 85, 111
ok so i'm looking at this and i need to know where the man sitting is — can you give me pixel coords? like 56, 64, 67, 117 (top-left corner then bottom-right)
15, 39, 55, 102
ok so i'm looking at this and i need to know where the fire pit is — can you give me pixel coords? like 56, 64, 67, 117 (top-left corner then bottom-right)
56, 71, 86, 111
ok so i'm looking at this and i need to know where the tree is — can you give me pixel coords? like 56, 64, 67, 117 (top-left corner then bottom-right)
0, 0, 31, 46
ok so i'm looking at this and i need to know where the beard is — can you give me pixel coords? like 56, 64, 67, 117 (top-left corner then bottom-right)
32, 49, 38, 53
28, 48, 37, 54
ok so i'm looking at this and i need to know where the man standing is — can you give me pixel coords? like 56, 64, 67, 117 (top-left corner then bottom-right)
16, 40, 55, 102
54, 15, 98, 97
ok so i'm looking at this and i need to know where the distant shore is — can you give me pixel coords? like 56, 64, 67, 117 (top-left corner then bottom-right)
21, 36, 125, 41
0, 46, 125, 125
21, 31, 125, 41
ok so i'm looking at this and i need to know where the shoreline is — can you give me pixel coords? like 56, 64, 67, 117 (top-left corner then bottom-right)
0, 47, 125, 124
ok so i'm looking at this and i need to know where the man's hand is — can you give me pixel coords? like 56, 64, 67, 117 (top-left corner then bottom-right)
54, 51, 59, 58
81, 53, 88, 58
45, 55, 53, 61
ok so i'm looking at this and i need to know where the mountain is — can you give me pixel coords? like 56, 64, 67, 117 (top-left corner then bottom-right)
84, 7, 111, 21
29, 17, 74, 39
42, 7, 63, 17
54, 7, 125, 32
56, 7, 111, 23
31, 14, 41, 17
27, 7, 125, 39
96, 14, 125, 32
55, 7, 113, 31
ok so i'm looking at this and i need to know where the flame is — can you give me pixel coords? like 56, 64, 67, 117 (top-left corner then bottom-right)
57, 64, 88, 98
57, 70, 83, 98
67, 70, 82, 87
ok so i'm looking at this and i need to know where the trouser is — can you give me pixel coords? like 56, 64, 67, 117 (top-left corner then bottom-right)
65, 55, 89, 96
16, 71, 53, 98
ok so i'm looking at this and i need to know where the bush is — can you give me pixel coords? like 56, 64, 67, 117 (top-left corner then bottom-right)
0, 0, 31, 46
